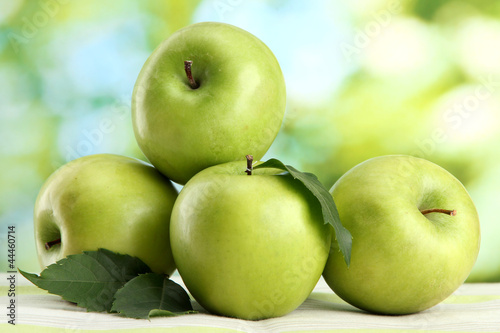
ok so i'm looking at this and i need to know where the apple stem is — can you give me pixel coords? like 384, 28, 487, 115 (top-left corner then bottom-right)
245, 155, 253, 175
420, 209, 457, 216
184, 60, 199, 89
45, 238, 61, 250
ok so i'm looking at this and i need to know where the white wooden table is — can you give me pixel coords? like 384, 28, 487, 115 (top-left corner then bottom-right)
1, 273, 500, 332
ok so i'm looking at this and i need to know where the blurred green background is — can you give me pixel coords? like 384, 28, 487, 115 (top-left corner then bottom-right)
1, 0, 499, 281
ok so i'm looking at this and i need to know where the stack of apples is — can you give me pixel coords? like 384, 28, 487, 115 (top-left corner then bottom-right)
34, 22, 480, 320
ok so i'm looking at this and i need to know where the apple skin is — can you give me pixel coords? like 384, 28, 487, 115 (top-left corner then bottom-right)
170, 160, 331, 320
132, 22, 286, 185
322, 155, 480, 315
34, 154, 178, 275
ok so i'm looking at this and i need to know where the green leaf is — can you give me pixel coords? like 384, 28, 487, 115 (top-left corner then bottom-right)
19, 248, 151, 312
111, 273, 195, 319
254, 158, 352, 266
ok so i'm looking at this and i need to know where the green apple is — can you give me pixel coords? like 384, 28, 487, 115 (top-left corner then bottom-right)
323, 155, 480, 315
170, 158, 331, 320
132, 22, 286, 185
34, 154, 178, 275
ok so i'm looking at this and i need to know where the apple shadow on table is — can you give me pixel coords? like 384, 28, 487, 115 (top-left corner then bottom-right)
303, 292, 439, 325
187, 292, 368, 319
303, 292, 365, 314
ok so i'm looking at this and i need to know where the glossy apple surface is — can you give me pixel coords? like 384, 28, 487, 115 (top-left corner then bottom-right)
170, 160, 331, 319
323, 155, 480, 314
132, 22, 286, 184
34, 154, 178, 275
